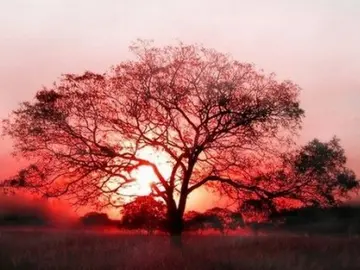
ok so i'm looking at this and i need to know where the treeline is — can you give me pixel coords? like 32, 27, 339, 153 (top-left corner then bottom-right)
57, 203, 360, 236
0, 195, 75, 227
0, 195, 245, 234
79, 207, 245, 235
268, 204, 360, 236
1, 194, 360, 237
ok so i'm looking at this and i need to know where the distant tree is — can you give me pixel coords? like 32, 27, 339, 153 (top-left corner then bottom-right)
204, 207, 244, 234
1, 165, 46, 196
2, 39, 313, 246
0, 196, 49, 226
183, 211, 206, 233
184, 211, 224, 234
120, 195, 167, 234
184, 207, 244, 234
246, 221, 276, 236
80, 212, 114, 227
239, 137, 359, 219
0, 213, 47, 226
269, 204, 360, 236
227, 212, 245, 231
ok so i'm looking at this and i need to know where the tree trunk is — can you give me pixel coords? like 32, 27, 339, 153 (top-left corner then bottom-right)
167, 208, 184, 248
169, 225, 183, 248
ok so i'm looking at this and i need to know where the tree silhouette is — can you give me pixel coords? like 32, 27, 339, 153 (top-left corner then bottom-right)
269, 205, 360, 236
1, 40, 316, 246
0, 196, 49, 226
80, 212, 114, 227
184, 207, 245, 234
184, 211, 223, 234
239, 137, 359, 220
228, 212, 245, 230
183, 211, 206, 233
120, 195, 166, 234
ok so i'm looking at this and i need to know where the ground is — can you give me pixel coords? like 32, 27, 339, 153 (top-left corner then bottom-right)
1, 228, 359, 270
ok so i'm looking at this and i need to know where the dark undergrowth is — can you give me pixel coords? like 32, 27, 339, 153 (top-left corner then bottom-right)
1, 229, 360, 270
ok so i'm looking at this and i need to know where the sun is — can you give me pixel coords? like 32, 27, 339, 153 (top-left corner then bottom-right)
129, 166, 158, 195
132, 147, 172, 194
113, 146, 173, 197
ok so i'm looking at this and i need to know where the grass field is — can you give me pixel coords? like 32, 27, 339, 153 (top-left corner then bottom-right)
1, 229, 360, 270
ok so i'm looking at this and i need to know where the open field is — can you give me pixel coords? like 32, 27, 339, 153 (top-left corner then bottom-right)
1, 229, 360, 270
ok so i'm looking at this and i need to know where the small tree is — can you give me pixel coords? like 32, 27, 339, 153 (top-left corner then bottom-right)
184, 210, 224, 234
227, 212, 245, 232
120, 195, 166, 234
183, 211, 206, 233
239, 137, 359, 220
184, 207, 244, 234
1, 168, 31, 195
80, 212, 113, 227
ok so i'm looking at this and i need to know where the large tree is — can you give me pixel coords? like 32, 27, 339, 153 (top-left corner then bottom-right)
2, 40, 306, 245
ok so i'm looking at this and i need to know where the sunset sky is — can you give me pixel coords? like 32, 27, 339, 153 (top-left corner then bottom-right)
0, 0, 359, 210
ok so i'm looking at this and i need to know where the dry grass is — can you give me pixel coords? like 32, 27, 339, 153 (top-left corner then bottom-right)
1, 229, 360, 270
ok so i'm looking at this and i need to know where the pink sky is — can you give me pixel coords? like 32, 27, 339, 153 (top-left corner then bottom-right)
0, 1, 359, 208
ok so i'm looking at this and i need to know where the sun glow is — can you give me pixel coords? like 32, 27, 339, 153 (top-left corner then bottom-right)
131, 147, 172, 194
102, 146, 173, 218
129, 166, 159, 195
105, 146, 173, 199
